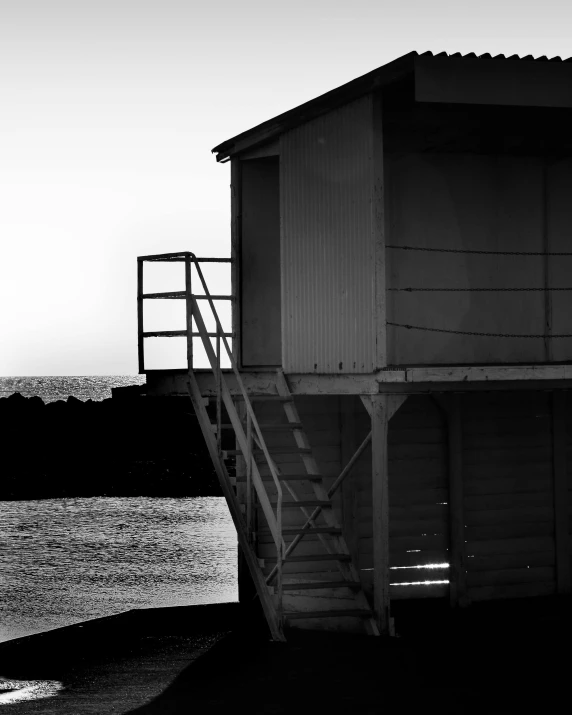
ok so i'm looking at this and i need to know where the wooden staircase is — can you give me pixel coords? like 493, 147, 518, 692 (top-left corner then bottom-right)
174, 255, 378, 639
230, 374, 379, 636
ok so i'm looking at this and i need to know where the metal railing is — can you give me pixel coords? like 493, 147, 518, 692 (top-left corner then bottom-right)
136, 251, 285, 622
137, 251, 232, 373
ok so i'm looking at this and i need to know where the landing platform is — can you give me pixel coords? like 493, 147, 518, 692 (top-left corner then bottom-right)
132, 364, 572, 399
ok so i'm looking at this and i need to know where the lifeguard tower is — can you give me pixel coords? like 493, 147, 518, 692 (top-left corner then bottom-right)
136, 51, 572, 640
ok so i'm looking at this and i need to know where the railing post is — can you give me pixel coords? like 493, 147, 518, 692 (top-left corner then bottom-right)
246, 411, 253, 540
216, 328, 222, 455
185, 255, 193, 371
276, 523, 283, 626
137, 259, 144, 374
189, 256, 285, 607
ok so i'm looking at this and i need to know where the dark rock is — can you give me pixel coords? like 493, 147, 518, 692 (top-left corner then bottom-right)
0, 394, 221, 500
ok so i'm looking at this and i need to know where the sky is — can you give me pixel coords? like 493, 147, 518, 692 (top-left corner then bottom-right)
1, 0, 571, 375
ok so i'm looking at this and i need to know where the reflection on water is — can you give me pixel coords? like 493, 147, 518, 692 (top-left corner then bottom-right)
0, 678, 64, 704
0, 497, 237, 642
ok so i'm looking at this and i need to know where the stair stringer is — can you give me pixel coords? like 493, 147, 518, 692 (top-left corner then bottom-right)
269, 372, 379, 635
186, 369, 285, 641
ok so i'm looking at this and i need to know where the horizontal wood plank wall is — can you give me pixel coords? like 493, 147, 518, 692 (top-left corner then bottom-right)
357, 395, 450, 600
463, 392, 556, 602
253, 397, 368, 632
564, 392, 572, 587
238, 390, 567, 627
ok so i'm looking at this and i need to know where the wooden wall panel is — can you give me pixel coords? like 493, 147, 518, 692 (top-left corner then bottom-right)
237, 390, 570, 623
281, 96, 379, 373
385, 152, 569, 366
356, 395, 450, 600
463, 392, 557, 601
564, 392, 572, 588
252, 396, 344, 587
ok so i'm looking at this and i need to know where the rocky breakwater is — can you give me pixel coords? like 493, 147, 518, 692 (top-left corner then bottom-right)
1, 392, 223, 500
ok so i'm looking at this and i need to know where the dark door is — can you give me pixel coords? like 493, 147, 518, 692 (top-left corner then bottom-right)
240, 157, 281, 367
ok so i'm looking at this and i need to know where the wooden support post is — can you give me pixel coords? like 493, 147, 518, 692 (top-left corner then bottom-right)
246, 409, 253, 541
341, 396, 360, 567
446, 394, 468, 607
362, 393, 407, 634
137, 259, 144, 374
216, 330, 222, 454
552, 391, 570, 594
185, 256, 193, 371
370, 395, 391, 635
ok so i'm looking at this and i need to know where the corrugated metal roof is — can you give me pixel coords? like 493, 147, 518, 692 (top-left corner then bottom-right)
419, 51, 570, 61
212, 51, 572, 161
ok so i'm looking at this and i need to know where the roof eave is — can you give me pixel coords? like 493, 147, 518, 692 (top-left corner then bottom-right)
211, 51, 418, 162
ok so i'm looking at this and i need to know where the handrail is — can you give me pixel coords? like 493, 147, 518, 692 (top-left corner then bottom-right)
186, 254, 284, 552
138, 252, 231, 263
136, 251, 284, 600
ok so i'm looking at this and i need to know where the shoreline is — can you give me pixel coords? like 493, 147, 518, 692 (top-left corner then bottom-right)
0, 603, 239, 712
0, 602, 240, 652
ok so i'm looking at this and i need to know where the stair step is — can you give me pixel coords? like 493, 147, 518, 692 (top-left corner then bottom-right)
235, 474, 321, 483
281, 527, 342, 536
223, 447, 311, 458
265, 553, 351, 563
270, 500, 331, 508
234, 395, 294, 402
259, 526, 341, 537
284, 609, 373, 620
218, 423, 304, 431
282, 580, 361, 591
259, 447, 311, 455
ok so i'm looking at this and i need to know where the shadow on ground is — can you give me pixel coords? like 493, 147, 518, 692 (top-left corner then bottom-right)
128, 597, 572, 715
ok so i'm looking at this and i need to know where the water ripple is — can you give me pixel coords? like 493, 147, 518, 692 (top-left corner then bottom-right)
0, 497, 237, 642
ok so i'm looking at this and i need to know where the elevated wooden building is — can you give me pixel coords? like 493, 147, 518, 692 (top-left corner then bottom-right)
136, 51, 572, 640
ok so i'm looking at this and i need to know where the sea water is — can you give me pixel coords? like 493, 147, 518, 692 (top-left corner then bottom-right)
1, 377, 237, 643
0, 497, 237, 643
0, 375, 146, 403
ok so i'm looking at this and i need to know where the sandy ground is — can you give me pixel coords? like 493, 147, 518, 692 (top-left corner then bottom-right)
0, 633, 226, 714
1, 598, 570, 715
0, 603, 238, 714
128, 626, 569, 715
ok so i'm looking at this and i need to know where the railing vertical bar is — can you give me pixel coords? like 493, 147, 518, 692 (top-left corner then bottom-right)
138, 250, 285, 638
216, 329, 222, 455
276, 492, 283, 625
185, 256, 193, 371
137, 259, 144, 374
246, 411, 253, 541
188, 254, 284, 585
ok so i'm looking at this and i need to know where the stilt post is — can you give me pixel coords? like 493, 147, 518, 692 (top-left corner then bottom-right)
370, 395, 391, 635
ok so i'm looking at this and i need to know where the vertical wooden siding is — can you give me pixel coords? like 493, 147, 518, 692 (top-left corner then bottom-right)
280, 96, 378, 373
